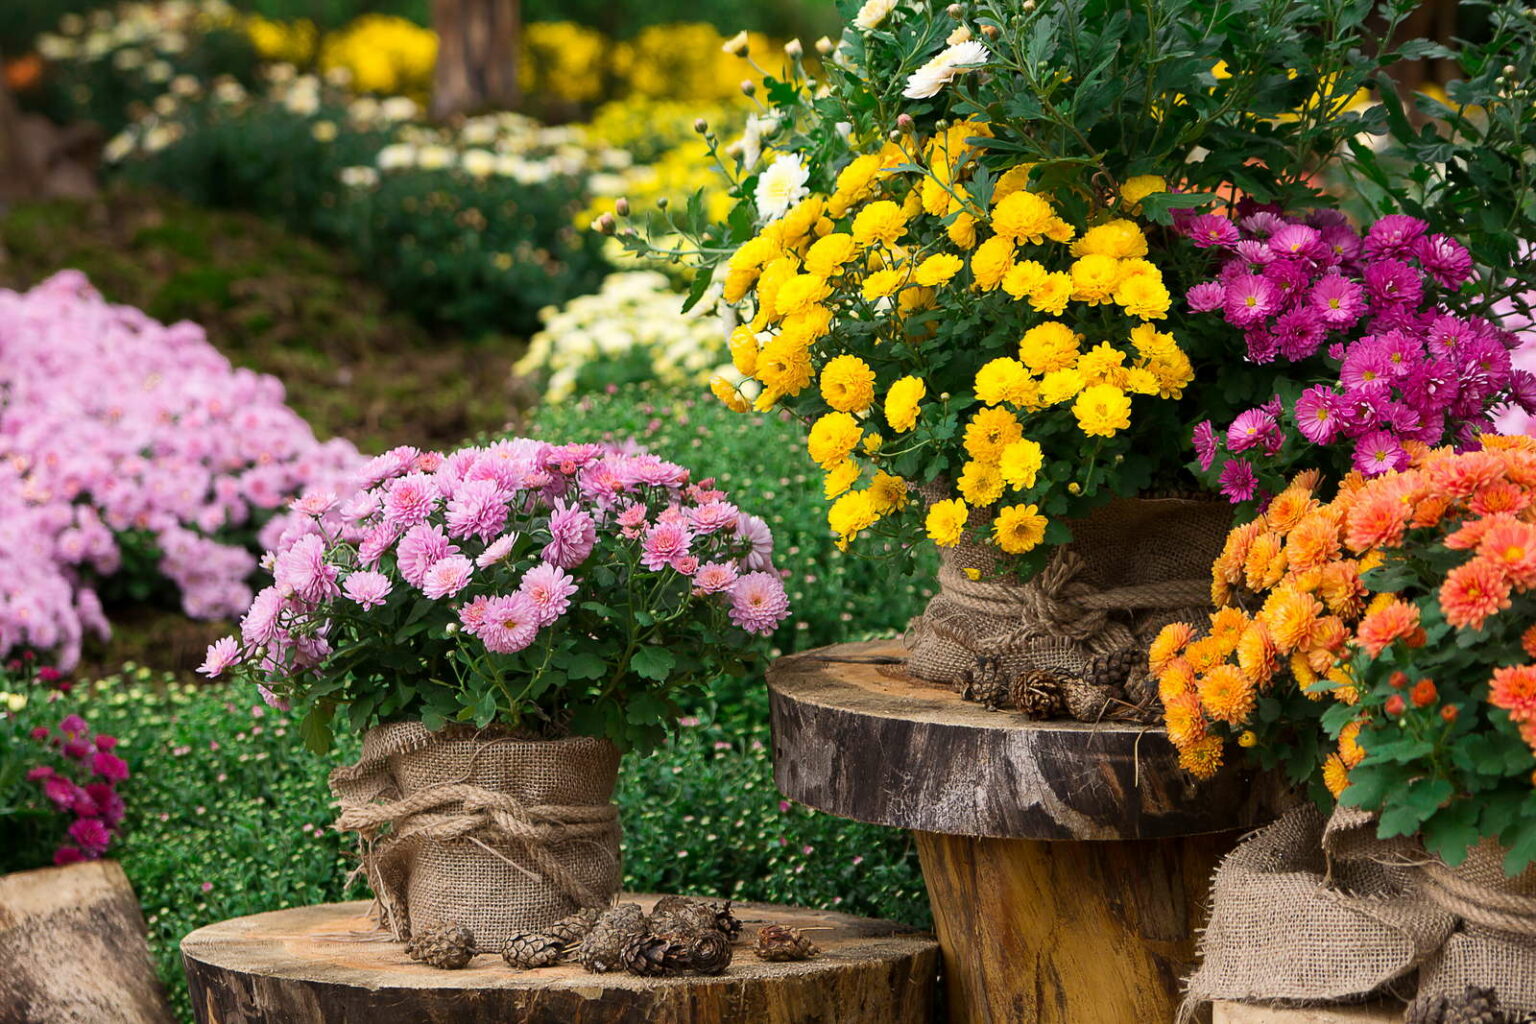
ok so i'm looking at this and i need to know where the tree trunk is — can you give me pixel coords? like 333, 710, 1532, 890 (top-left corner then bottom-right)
431, 0, 521, 120
0, 57, 45, 204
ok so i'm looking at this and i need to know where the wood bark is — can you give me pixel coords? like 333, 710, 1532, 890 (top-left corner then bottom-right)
0, 64, 44, 203
768, 639, 1291, 840
430, 0, 520, 120
0, 860, 175, 1024
917, 829, 1234, 1024
182, 896, 939, 1024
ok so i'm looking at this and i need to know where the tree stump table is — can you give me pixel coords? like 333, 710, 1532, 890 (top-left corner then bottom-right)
768, 639, 1293, 1024
181, 895, 938, 1024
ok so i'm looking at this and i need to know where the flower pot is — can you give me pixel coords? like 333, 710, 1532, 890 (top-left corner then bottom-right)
331, 722, 622, 947
905, 495, 1232, 700
0, 859, 175, 1024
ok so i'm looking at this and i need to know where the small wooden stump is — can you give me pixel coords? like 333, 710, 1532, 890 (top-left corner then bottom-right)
181, 896, 939, 1024
769, 639, 1292, 1024
1213, 1002, 1402, 1023
0, 860, 175, 1024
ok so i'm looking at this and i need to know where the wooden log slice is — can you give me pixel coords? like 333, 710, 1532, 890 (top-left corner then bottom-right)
1213, 1001, 1402, 1023
182, 896, 939, 1024
769, 639, 1290, 840
0, 860, 175, 1024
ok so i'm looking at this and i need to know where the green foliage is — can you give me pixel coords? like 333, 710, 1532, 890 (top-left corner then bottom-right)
61, 665, 925, 1024
527, 385, 940, 665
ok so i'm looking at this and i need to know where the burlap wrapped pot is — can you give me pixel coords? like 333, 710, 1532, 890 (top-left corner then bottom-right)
330, 722, 622, 947
904, 494, 1232, 692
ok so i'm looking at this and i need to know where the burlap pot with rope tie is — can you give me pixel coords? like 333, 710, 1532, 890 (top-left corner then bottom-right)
330, 722, 621, 946
1183, 804, 1536, 1018
904, 493, 1232, 715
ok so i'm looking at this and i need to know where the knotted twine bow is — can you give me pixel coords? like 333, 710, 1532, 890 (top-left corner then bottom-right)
335, 783, 620, 910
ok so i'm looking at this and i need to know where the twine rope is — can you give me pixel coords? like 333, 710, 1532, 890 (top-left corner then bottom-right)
1418, 860, 1536, 936
335, 782, 619, 910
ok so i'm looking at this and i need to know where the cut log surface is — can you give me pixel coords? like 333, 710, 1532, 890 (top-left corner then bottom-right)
0, 860, 175, 1024
182, 896, 939, 1024
769, 638, 1290, 840
1213, 1002, 1402, 1023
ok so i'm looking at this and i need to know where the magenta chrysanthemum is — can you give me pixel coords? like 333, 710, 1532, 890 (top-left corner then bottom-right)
1218, 458, 1258, 502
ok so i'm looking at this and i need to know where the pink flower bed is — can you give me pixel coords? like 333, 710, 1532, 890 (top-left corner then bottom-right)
0, 271, 361, 667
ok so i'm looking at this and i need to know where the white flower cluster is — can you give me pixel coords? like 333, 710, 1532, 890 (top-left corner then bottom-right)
35, 0, 232, 64
366, 114, 631, 186
517, 272, 738, 402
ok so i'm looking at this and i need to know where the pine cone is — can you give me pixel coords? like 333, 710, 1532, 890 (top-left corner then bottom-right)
753, 924, 820, 962
543, 907, 603, 948
501, 932, 564, 969
652, 896, 740, 940
1409, 986, 1508, 1024
1083, 646, 1143, 690
1009, 668, 1068, 720
620, 932, 690, 977
685, 929, 734, 975
577, 903, 649, 974
404, 922, 477, 970
960, 654, 1013, 710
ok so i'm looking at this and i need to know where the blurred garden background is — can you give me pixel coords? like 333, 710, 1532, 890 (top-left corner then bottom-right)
0, 2, 935, 1019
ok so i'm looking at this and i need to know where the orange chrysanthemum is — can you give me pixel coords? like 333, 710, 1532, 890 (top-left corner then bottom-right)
1343, 490, 1408, 553
1266, 487, 1317, 536
1291, 652, 1322, 695
1339, 719, 1366, 767
1411, 493, 1452, 529
1243, 531, 1288, 591
1426, 449, 1506, 499
1162, 689, 1207, 747
1198, 664, 1257, 725
1208, 607, 1250, 656
1322, 753, 1351, 798
1158, 659, 1197, 702
1489, 664, 1536, 723
1235, 621, 1278, 687
1470, 480, 1530, 517
1440, 557, 1513, 630
1355, 598, 1422, 657
1477, 517, 1536, 590
1184, 635, 1226, 674
1287, 512, 1343, 571
1522, 624, 1536, 660
1262, 587, 1324, 653
1149, 622, 1195, 676
1177, 735, 1225, 780
1317, 560, 1366, 620
1216, 520, 1265, 586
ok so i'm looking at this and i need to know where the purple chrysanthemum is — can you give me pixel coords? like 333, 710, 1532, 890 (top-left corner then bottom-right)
1186, 281, 1226, 312
1411, 233, 1473, 289
1309, 274, 1367, 328
1223, 273, 1281, 328
1182, 213, 1240, 248
1362, 258, 1424, 310
1226, 409, 1280, 455
1293, 386, 1343, 444
1364, 214, 1428, 258
1192, 420, 1219, 472
1268, 223, 1326, 261
1218, 458, 1258, 502
1352, 430, 1410, 476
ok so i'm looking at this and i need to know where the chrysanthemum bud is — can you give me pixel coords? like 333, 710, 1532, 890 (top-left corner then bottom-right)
614, 197, 630, 217
1068, 482, 1082, 495
656, 196, 669, 210
946, 3, 964, 17
1440, 704, 1459, 723
785, 38, 803, 59
740, 79, 757, 97
694, 118, 709, 134
982, 23, 1002, 38
1504, 64, 1518, 76
935, 118, 950, 130
1411, 678, 1437, 708
594, 213, 616, 235
1385, 694, 1406, 717
722, 30, 750, 57
1022, 0, 1036, 9
815, 35, 835, 55
1388, 670, 1408, 689
888, 129, 902, 141
896, 113, 915, 133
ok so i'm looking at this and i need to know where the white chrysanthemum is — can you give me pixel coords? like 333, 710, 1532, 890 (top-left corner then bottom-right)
376, 144, 415, 171
853, 0, 899, 30
460, 148, 497, 178
754, 153, 810, 221
902, 40, 990, 99
721, 30, 749, 55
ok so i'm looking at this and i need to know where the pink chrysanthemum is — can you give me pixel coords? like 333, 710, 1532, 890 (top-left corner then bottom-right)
274, 534, 339, 603
1192, 420, 1219, 472
421, 555, 474, 599
475, 533, 519, 568
692, 561, 739, 595
396, 524, 458, 588
478, 593, 541, 654
343, 570, 392, 609
458, 594, 493, 634
735, 514, 775, 571
199, 636, 241, 677
518, 562, 578, 626
728, 571, 790, 636
686, 500, 740, 536
1186, 281, 1226, 312
381, 473, 439, 528
641, 520, 694, 571
1352, 430, 1410, 476
543, 501, 596, 569
445, 478, 508, 542
67, 817, 111, 856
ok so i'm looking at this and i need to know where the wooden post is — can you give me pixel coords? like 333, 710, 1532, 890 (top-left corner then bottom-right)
768, 640, 1292, 1024
431, 0, 521, 120
0, 860, 175, 1024
182, 897, 940, 1024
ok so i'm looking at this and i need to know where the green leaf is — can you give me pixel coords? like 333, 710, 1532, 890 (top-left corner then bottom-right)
629, 645, 677, 682
563, 652, 607, 681
298, 703, 334, 755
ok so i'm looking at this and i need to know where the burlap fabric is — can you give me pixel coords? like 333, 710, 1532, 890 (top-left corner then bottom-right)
1185, 804, 1536, 1016
330, 722, 622, 946
905, 495, 1232, 689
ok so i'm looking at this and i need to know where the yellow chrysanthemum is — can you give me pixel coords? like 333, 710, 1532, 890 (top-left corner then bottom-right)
862, 268, 906, 300
828, 153, 882, 217
947, 212, 978, 250
1071, 383, 1132, 437
885, 375, 926, 432
754, 334, 813, 399
709, 374, 751, 413
1114, 274, 1172, 320
1027, 272, 1073, 315
820, 354, 877, 414
1018, 321, 1081, 375
1039, 367, 1088, 406
970, 236, 1016, 291
1000, 260, 1049, 301
990, 163, 1035, 205
780, 305, 833, 346
851, 200, 909, 247
1069, 254, 1123, 304
807, 411, 863, 469
828, 488, 881, 544
869, 470, 909, 513
728, 326, 759, 376
1119, 174, 1166, 210
750, 255, 801, 330
775, 274, 831, 317
998, 437, 1044, 491
993, 502, 1048, 554
1070, 219, 1149, 259
914, 252, 965, 287
926, 497, 969, 547
823, 459, 860, 498
992, 190, 1056, 243
897, 285, 936, 315
1076, 341, 1128, 387
963, 406, 1024, 463
974, 357, 1035, 407
803, 233, 858, 277
957, 460, 1005, 507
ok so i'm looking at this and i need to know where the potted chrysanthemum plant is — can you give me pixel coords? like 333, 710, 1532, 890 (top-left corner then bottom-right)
607, 0, 1525, 717
205, 438, 790, 945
